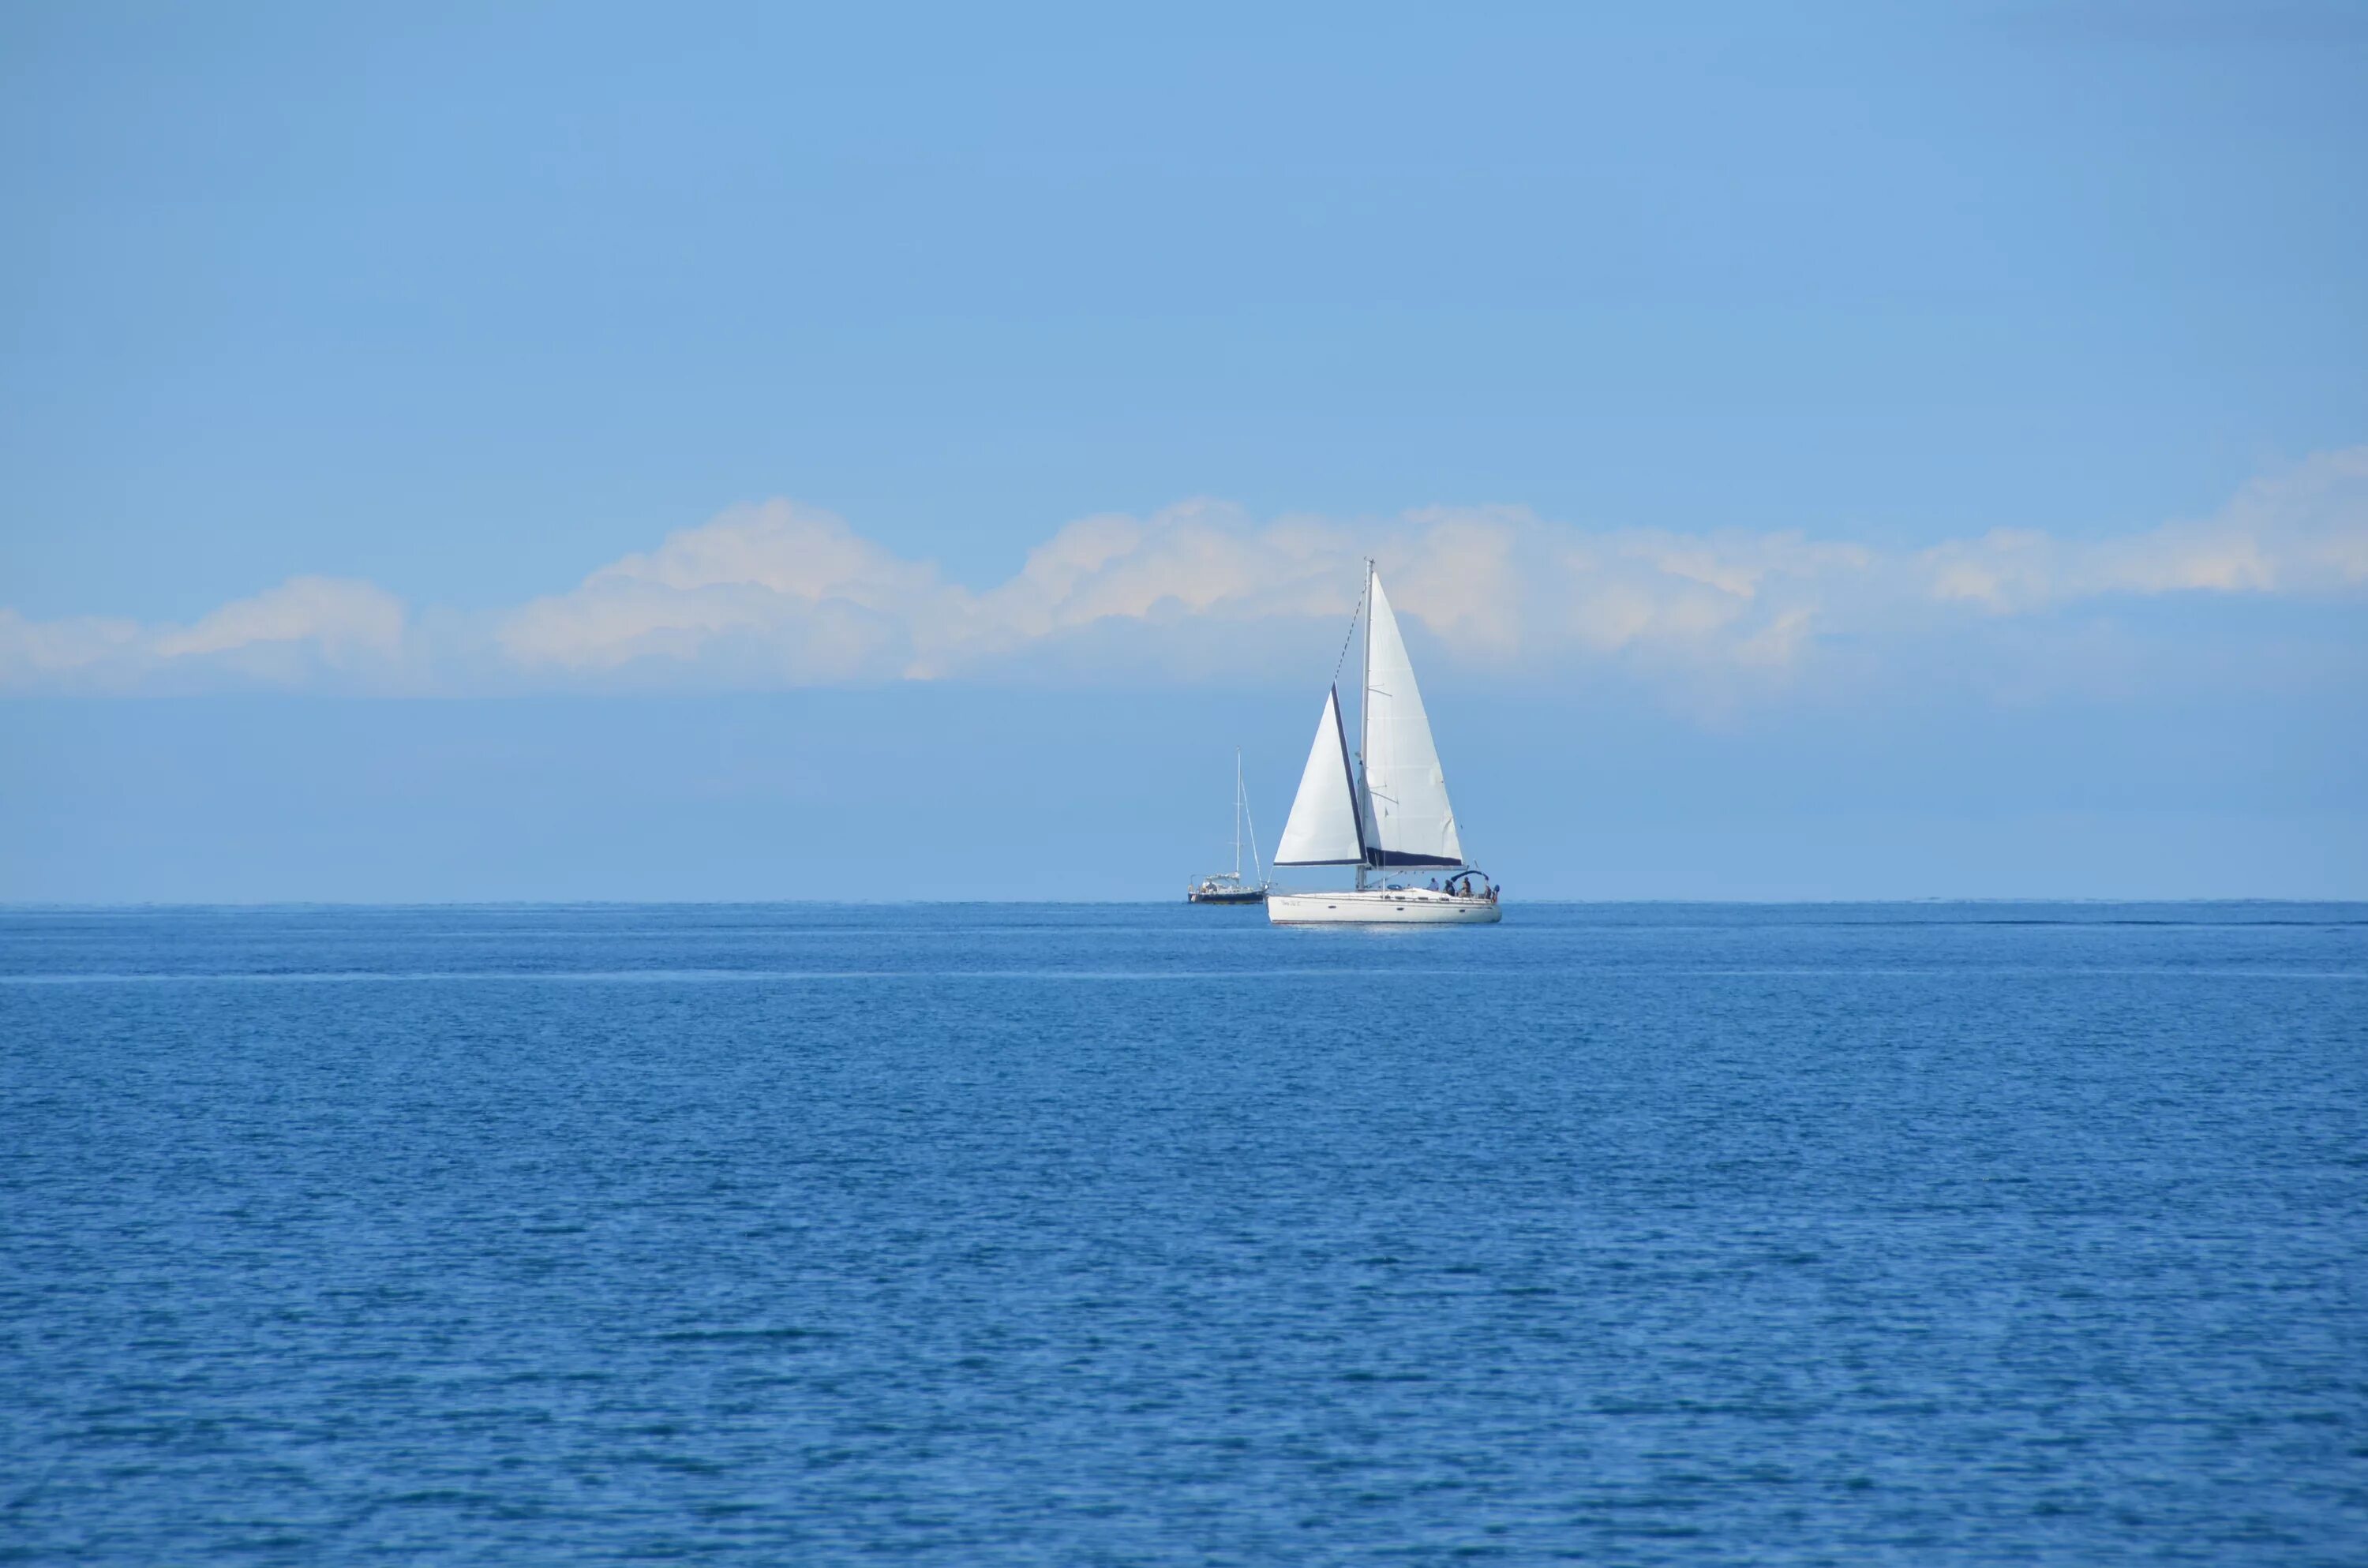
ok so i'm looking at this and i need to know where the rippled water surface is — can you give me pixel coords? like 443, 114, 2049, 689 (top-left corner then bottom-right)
3, 903, 2362, 1563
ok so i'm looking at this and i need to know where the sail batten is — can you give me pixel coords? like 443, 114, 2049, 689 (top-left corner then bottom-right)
1272, 686, 1366, 866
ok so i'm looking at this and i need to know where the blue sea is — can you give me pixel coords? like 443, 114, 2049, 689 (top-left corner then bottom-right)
3, 903, 2362, 1564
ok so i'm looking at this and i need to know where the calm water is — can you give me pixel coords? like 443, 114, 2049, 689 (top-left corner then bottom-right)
2, 903, 2362, 1564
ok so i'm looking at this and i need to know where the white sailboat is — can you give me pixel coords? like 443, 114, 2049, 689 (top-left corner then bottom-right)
1268, 563, 1502, 926
1187, 750, 1271, 904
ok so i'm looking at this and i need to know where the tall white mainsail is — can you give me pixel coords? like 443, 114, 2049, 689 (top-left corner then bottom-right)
1273, 686, 1366, 866
1360, 573, 1464, 868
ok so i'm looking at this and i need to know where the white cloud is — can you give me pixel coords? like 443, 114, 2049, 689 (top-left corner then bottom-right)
155, 576, 406, 661
497, 502, 948, 682
0, 577, 407, 693
5, 447, 2363, 696
1923, 447, 2368, 612
0, 609, 147, 680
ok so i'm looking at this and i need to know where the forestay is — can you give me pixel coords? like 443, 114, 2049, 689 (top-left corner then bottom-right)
1360, 575, 1464, 867
1273, 686, 1366, 866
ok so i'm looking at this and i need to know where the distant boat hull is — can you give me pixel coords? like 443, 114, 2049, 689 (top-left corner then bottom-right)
1188, 886, 1268, 904
1268, 889, 1501, 926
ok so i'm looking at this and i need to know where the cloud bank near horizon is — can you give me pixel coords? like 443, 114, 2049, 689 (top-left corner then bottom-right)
6, 447, 2366, 700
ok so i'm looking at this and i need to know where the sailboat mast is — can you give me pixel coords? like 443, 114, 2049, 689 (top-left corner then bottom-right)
1357, 556, 1374, 891
1245, 770, 1265, 887
1232, 748, 1243, 879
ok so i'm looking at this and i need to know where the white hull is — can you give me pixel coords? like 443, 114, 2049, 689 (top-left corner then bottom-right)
1268, 889, 1501, 926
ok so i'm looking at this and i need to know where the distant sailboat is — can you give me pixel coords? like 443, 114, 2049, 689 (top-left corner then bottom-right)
1187, 750, 1271, 905
1268, 563, 1501, 926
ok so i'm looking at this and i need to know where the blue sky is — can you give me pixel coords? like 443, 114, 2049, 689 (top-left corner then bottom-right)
2, 2, 2362, 899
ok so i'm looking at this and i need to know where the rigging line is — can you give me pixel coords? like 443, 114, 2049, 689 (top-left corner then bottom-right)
1328, 574, 1366, 690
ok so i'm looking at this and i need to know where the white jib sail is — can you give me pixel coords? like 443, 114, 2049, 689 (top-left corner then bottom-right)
1362, 574, 1464, 866
1273, 686, 1365, 866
